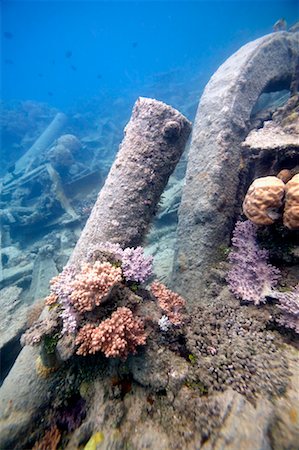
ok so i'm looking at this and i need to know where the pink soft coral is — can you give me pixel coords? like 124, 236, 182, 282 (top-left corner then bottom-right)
69, 262, 122, 313
151, 281, 186, 325
75, 307, 147, 359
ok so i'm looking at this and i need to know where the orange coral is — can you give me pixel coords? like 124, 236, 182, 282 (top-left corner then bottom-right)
151, 281, 186, 325
45, 293, 59, 306
32, 424, 61, 450
75, 307, 146, 359
69, 261, 122, 312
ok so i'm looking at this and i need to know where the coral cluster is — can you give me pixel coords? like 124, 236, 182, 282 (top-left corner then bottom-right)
22, 242, 182, 362
243, 173, 299, 229
227, 220, 299, 335
186, 297, 288, 399
75, 307, 147, 359
227, 220, 280, 304
151, 281, 186, 325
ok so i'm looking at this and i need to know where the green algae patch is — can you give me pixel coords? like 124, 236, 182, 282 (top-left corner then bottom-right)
84, 432, 104, 450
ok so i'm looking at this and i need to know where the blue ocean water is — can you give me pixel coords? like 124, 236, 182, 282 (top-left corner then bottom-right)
1, 2, 299, 449
2, 0, 298, 110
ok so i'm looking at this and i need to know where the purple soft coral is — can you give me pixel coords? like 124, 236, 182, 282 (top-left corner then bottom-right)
227, 220, 280, 305
122, 246, 153, 284
88, 242, 153, 284
271, 285, 299, 334
50, 265, 79, 334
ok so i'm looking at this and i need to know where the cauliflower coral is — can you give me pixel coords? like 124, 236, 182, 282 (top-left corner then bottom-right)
75, 307, 146, 359
68, 262, 122, 313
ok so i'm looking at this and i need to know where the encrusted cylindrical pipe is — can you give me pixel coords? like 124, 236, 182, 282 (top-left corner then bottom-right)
14, 112, 67, 175
69, 97, 191, 267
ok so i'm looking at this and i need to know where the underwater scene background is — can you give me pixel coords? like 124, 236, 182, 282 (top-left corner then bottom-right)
1, 1, 299, 450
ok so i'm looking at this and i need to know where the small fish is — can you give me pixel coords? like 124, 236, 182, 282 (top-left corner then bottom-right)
38, 73, 43, 78
70, 64, 77, 71
273, 18, 287, 32
51, 59, 56, 65
132, 41, 138, 48
4, 59, 14, 65
97, 73, 102, 79
4, 31, 13, 39
48, 91, 54, 96
65, 50, 72, 58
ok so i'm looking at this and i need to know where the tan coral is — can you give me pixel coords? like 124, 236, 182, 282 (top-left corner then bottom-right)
242, 176, 285, 225
277, 169, 293, 184
283, 174, 299, 229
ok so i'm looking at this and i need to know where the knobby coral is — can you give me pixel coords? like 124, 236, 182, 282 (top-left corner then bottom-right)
151, 281, 186, 325
75, 307, 147, 359
227, 220, 280, 305
242, 176, 285, 225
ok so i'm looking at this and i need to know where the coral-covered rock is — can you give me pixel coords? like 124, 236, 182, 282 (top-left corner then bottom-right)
283, 173, 299, 229
243, 176, 285, 225
21, 310, 60, 347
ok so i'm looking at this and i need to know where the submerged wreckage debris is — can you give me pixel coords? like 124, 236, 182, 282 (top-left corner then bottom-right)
13, 112, 67, 175
0, 126, 104, 384
0, 31, 299, 450
68, 97, 192, 268
0, 97, 191, 449
173, 31, 299, 303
